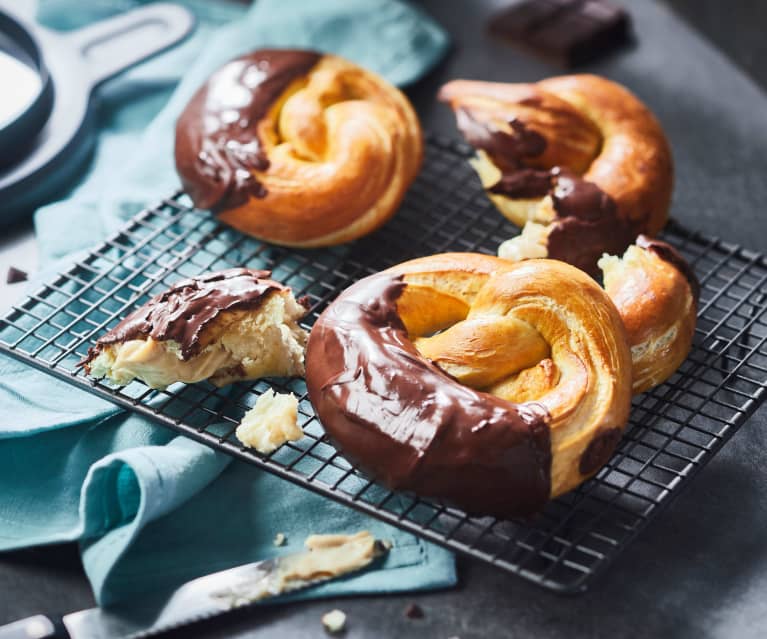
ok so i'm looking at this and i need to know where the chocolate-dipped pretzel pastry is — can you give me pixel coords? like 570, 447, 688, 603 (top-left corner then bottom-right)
439, 75, 673, 275
305, 253, 633, 517
175, 49, 422, 247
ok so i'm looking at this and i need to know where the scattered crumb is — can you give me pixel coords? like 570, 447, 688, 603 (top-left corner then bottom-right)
274, 532, 286, 547
321, 609, 347, 634
404, 603, 424, 619
6, 266, 28, 284
235, 390, 302, 453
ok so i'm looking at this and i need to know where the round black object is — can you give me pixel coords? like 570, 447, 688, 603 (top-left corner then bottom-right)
0, 10, 54, 168
0, 4, 195, 227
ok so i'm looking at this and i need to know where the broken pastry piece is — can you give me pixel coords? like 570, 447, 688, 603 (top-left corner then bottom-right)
236, 390, 302, 453
82, 268, 308, 389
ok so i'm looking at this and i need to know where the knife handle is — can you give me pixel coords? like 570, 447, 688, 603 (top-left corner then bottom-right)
0, 615, 69, 639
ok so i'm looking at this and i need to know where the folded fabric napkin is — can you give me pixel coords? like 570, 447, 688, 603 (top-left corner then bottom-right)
0, 0, 454, 606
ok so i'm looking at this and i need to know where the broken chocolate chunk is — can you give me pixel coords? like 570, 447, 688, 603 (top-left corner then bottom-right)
488, 0, 631, 67
404, 603, 425, 619
6, 266, 28, 284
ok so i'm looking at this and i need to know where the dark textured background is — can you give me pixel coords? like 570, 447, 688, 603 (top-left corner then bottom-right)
2, 1, 767, 637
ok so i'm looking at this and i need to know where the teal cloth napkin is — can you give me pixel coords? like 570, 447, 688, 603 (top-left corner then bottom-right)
0, 0, 454, 606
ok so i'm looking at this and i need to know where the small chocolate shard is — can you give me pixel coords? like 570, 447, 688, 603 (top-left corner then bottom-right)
6, 266, 28, 284
488, 0, 631, 67
404, 603, 425, 619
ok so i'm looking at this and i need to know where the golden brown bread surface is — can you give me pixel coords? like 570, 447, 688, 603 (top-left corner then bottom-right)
175, 49, 422, 247
440, 75, 674, 274
599, 239, 698, 394
305, 252, 633, 516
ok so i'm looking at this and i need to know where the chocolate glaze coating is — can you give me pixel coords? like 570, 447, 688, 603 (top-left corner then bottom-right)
84, 268, 287, 362
175, 49, 321, 211
636, 234, 701, 301
579, 427, 622, 475
456, 108, 547, 172
546, 167, 634, 276
457, 109, 632, 276
305, 272, 552, 518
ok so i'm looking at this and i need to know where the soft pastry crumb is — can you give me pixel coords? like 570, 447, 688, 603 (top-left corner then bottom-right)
273, 532, 287, 547
498, 221, 550, 262
321, 610, 347, 634
236, 389, 302, 453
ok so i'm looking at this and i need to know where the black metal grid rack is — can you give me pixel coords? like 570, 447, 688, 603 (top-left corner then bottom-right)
2, 137, 766, 594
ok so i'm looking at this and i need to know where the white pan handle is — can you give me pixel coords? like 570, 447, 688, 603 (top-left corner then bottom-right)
64, 3, 195, 89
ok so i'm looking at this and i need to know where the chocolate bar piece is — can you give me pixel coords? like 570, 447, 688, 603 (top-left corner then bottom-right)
6, 266, 28, 284
488, 0, 631, 67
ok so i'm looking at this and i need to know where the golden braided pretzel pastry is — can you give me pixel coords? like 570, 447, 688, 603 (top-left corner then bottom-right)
175, 49, 422, 247
305, 253, 633, 517
439, 75, 673, 275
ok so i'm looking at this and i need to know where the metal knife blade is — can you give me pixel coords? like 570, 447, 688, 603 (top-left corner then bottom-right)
0, 534, 388, 639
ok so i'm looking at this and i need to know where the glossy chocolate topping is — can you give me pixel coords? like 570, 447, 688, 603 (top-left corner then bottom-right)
456, 108, 547, 173
456, 110, 632, 276
305, 272, 552, 517
86, 268, 288, 361
545, 167, 634, 276
175, 49, 321, 211
636, 234, 700, 301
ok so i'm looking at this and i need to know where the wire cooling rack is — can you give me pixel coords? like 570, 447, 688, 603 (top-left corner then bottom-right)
2, 136, 766, 594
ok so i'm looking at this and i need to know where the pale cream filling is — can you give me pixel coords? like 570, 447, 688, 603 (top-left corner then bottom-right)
498, 221, 550, 262
208, 532, 387, 608
280, 532, 384, 584
88, 338, 232, 389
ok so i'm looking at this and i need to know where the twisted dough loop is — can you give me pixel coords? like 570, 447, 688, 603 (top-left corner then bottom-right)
439, 75, 673, 273
502, 231, 699, 395
177, 51, 422, 247
397, 254, 632, 499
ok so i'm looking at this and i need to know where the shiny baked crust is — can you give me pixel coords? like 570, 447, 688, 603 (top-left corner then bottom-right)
599, 242, 698, 394
305, 253, 633, 516
439, 75, 673, 273
175, 50, 423, 247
